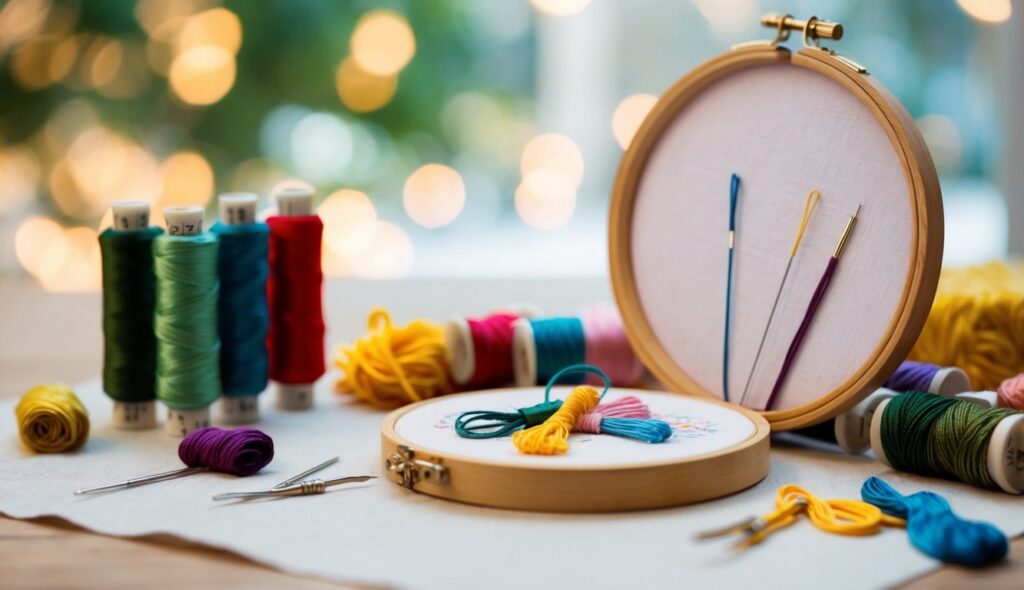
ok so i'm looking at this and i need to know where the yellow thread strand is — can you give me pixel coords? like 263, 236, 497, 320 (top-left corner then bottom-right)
747, 485, 905, 545
333, 308, 453, 409
15, 384, 90, 453
790, 189, 821, 257
909, 262, 1024, 390
512, 385, 600, 455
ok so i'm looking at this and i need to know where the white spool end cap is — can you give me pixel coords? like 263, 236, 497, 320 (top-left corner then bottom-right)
511, 319, 536, 387
955, 390, 999, 408
219, 396, 260, 424
110, 200, 151, 231
987, 413, 1024, 494
445, 315, 474, 385
869, 397, 894, 468
930, 366, 972, 396
218, 192, 259, 226
274, 186, 314, 217
164, 206, 205, 236
111, 400, 158, 430
165, 406, 211, 437
277, 383, 314, 410
835, 387, 897, 454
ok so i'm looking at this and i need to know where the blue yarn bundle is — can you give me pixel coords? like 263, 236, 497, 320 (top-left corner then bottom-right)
210, 221, 270, 397
530, 317, 586, 385
861, 476, 1007, 567
599, 418, 673, 443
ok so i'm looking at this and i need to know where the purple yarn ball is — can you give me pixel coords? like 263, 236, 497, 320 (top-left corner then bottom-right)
178, 427, 274, 476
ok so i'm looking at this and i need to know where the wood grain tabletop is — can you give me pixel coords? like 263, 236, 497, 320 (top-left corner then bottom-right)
0, 280, 1019, 589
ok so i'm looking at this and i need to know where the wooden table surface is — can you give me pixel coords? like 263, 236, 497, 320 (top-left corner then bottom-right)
0, 279, 1019, 589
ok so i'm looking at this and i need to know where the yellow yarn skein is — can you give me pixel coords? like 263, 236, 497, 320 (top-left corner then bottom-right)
512, 385, 600, 455
333, 308, 453, 409
909, 262, 1024, 390
15, 384, 90, 453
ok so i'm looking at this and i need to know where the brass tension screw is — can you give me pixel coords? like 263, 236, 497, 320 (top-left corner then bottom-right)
760, 13, 844, 41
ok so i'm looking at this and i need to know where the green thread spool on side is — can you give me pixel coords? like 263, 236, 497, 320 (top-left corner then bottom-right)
155, 206, 221, 437
100, 200, 164, 430
871, 391, 1024, 494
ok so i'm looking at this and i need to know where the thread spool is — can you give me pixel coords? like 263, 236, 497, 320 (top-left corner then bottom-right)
101, 200, 161, 430
885, 361, 971, 397
156, 206, 219, 437
212, 193, 269, 424
267, 185, 325, 410
870, 395, 1024, 494
512, 317, 585, 387
446, 307, 537, 389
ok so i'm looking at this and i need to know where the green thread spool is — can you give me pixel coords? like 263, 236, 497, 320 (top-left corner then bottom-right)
155, 206, 221, 437
871, 391, 1024, 494
100, 200, 162, 430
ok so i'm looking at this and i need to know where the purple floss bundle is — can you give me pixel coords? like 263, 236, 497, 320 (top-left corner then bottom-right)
179, 427, 275, 476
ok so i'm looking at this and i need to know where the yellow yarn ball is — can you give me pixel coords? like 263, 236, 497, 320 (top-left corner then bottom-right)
333, 308, 453, 409
909, 261, 1024, 390
15, 383, 90, 453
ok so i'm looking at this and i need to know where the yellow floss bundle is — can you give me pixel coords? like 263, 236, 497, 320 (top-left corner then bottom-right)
512, 385, 600, 455
909, 261, 1024, 390
333, 308, 453, 409
15, 383, 90, 453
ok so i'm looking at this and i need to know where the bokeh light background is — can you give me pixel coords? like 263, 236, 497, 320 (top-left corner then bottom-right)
0, 0, 1018, 290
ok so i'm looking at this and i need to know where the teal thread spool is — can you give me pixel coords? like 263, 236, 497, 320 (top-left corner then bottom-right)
155, 206, 221, 437
870, 392, 1024, 494
212, 193, 269, 424
100, 200, 163, 430
512, 317, 586, 387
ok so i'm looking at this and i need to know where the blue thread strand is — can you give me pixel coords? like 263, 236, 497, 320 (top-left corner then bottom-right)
211, 221, 270, 397
530, 318, 586, 385
723, 173, 741, 402
600, 418, 673, 443
861, 476, 1008, 567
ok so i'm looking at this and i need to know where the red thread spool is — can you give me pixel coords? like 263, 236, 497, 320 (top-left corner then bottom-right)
446, 312, 524, 389
267, 187, 325, 410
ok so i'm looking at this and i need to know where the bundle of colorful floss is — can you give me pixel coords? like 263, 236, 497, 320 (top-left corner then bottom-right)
512, 306, 643, 388
334, 308, 453, 408
15, 384, 89, 453
211, 193, 270, 424
267, 185, 326, 411
861, 477, 1007, 567
75, 427, 274, 495
910, 261, 1024, 391
154, 206, 221, 436
872, 392, 1024, 494
445, 310, 526, 389
99, 201, 163, 430
510, 364, 671, 454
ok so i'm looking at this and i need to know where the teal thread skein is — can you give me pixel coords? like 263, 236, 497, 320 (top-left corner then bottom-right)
861, 477, 1007, 567
528, 317, 586, 385
210, 220, 269, 398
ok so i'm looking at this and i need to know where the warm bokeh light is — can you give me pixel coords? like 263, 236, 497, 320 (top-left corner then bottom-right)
135, 0, 195, 40
612, 93, 658, 149
0, 0, 50, 53
514, 170, 577, 230
177, 8, 242, 54
403, 164, 466, 228
169, 45, 236, 105
957, 0, 1012, 22
350, 10, 416, 76
15, 217, 101, 292
86, 37, 123, 88
529, 0, 592, 17
353, 221, 414, 278
159, 151, 215, 207
336, 56, 398, 113
318, 189, 379, 257
520, 133, 584, 189
48, 35, 79, 83
0, 147, 41, 214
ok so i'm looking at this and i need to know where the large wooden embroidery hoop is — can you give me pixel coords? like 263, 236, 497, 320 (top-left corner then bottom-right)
609, 15, 943, 429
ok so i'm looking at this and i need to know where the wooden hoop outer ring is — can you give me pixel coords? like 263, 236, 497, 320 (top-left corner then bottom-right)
380, 391, 770, 512
609, 45, 943, 430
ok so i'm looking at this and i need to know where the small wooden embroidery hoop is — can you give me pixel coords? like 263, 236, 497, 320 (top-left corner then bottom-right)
608, 15, 943, 430
380, 388, 770, 512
